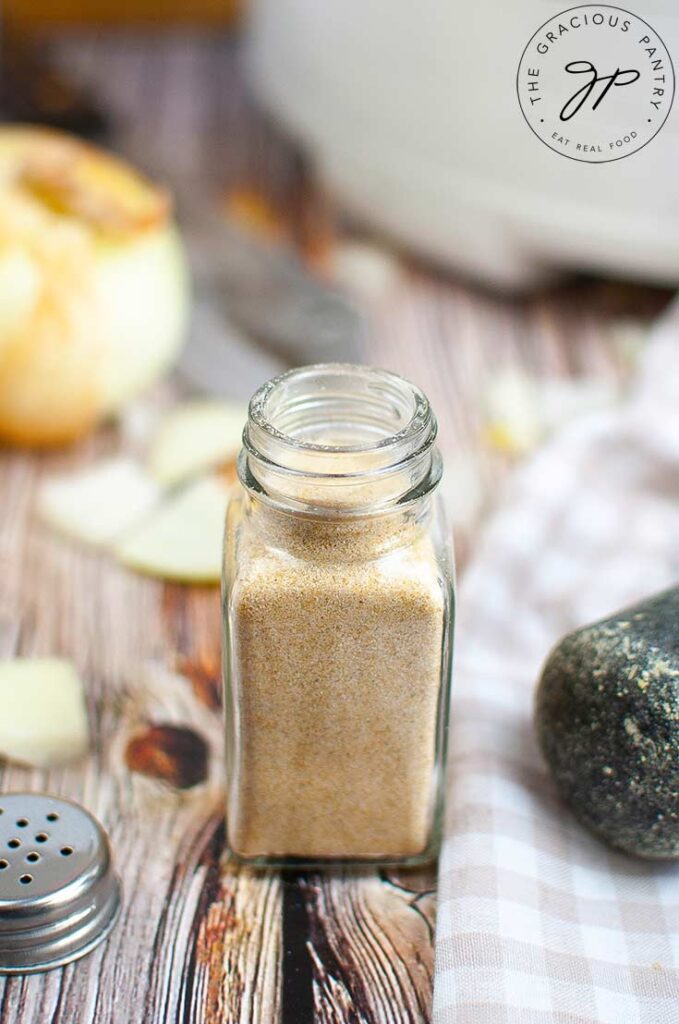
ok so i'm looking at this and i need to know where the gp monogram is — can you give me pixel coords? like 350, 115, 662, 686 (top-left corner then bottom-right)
517, 5, 675, 162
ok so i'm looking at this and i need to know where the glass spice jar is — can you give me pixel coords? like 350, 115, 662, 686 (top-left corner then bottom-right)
222, 364, 454, 867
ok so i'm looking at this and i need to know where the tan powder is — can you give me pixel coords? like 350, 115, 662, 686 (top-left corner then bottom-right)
228, 503, 446, 861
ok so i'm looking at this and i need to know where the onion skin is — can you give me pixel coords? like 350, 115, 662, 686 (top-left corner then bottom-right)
0, 127, 189, 447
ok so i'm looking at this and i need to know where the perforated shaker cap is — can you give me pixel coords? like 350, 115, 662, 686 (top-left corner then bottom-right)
0, 793, 121, 974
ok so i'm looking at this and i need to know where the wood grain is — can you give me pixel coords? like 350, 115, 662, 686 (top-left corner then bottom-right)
304, 871, 436, 1024
0, 29, 672, 1024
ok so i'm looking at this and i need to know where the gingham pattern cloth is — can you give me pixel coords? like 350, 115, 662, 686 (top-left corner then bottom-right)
433, 304, 679, 1024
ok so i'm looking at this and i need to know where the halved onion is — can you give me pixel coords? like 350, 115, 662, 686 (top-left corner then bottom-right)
0, 127, 189, 446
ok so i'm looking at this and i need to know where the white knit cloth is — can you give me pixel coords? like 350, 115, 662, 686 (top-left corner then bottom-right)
434, 304, 679, 1024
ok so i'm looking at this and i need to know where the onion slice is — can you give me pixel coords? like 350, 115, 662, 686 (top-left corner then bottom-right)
0, 658, 89, 767
38, 456, 161, 546
115, 476, 230, 583
148, 400, 247, 486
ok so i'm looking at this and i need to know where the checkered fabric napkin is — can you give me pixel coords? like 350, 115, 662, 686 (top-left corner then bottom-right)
433, 303, 679, 1024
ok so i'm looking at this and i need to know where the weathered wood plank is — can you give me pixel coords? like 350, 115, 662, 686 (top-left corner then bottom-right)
305, 871, 436, 1024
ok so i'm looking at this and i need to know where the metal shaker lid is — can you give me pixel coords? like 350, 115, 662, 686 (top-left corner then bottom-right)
0, 793, 121, 974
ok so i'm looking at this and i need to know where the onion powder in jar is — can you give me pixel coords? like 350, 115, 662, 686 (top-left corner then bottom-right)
223, 364, 454, 866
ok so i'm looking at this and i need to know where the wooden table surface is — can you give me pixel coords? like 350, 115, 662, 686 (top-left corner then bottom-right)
0, 29, 671, 1024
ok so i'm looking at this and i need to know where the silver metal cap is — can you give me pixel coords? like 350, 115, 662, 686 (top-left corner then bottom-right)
0, 793, 121, 974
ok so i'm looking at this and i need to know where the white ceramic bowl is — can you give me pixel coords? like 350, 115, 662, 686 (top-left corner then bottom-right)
247, 1, 679, 288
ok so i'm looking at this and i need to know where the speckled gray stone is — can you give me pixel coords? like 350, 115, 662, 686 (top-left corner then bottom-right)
535, 587, 679, 859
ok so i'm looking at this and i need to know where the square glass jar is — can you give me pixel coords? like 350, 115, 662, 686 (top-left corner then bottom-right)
222, 364, 454, 867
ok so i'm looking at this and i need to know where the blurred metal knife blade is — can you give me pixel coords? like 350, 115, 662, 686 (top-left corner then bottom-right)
181, 219, 366, 399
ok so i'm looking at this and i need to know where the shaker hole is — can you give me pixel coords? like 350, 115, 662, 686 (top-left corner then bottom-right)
26, 852, 39, 863
16, 819, 28, 828
60, 846, 74, 857
19, 874, 32, 885
35, 833, 48, 843
46, 813, 59, 822
0, 860, 8, 870
7, 839, 20, 849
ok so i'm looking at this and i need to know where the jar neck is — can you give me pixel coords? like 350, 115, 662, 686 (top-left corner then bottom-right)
238, 364, 442, 519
